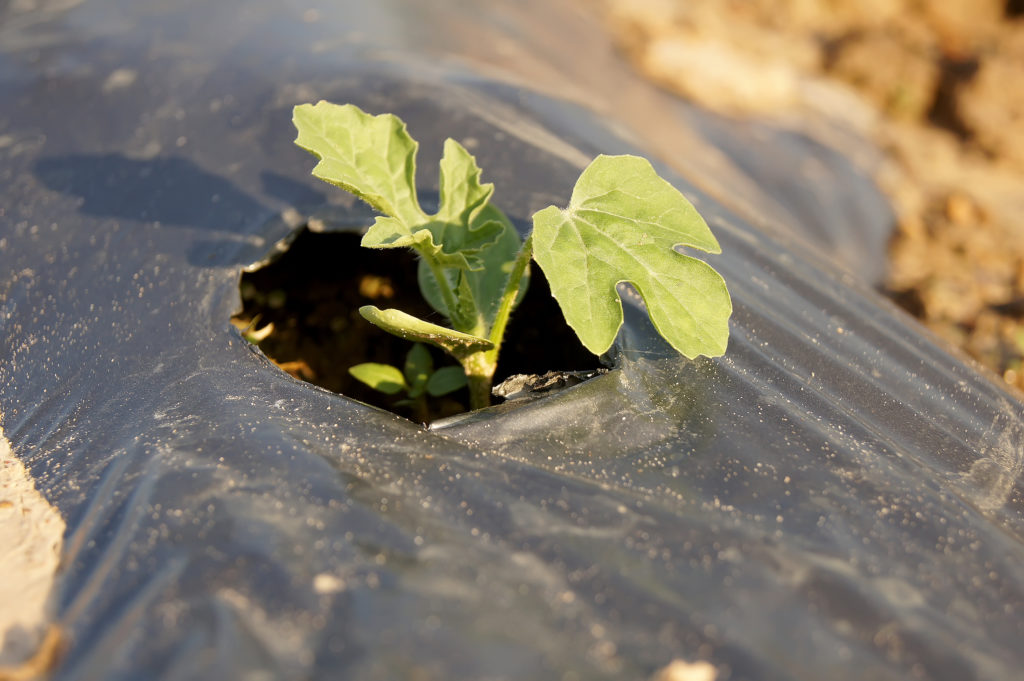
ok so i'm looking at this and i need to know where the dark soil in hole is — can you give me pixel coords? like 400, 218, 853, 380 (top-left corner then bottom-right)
232, 226, 602, 421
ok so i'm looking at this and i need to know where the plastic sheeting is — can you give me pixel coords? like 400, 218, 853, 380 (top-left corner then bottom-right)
1, 1, 1022, 679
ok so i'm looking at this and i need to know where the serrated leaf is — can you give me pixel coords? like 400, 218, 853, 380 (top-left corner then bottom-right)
359, 306, 493, 359
426, 366, 468, 396
293, 102, 423, 225
362, 216, 503, 270
532, 154, 731, 358
403, 343, 433, 397
427, 139, 504, 264
349, 363, 408, 395
294, 103, 502, 271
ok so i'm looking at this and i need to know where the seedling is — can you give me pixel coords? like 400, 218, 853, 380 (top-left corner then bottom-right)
349, 343, 467, 422
293, 102, 732, 410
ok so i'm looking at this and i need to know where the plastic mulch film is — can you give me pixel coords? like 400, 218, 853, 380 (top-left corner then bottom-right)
1, 1, 1021, 680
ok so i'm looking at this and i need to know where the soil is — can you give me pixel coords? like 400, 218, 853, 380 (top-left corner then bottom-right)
599, 0, 1024, 394
231, 227, 601, 423
0, 427, 65, 679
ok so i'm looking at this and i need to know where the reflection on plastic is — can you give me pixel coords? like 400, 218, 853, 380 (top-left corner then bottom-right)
1, 0, 1022, 680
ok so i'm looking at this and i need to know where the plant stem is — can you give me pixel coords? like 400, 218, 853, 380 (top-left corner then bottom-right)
411, 395, 430, 425
486, 234, 533, 358
461, 235, 534, 411
423, 257, 462, 327
462, 350, 495, 411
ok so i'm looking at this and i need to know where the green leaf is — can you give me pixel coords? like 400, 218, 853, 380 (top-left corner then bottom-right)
358, 306, 494, 359
293, 102, 423, 225
361, 216, 503, 271
426, 366, 468, 396
403, 343, 433, 398
348, 363, 408, 395
294, 102, 502, 271
531, 154, 731, 358
418, 204, 529, 329
436, 139, 492, 226
427, 139, 505, 265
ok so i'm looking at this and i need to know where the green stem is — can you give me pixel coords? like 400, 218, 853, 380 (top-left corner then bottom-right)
423, 257, 461, 327
460, 234, 534, 411
462, 350, 494, 411
411, 394, 430, 425
486, 234, 533, 359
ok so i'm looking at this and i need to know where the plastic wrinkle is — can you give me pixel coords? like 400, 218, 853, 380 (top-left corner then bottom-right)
1, 1, 1022, 680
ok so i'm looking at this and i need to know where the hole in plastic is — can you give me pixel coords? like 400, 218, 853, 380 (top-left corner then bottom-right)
232, 225, 603, 422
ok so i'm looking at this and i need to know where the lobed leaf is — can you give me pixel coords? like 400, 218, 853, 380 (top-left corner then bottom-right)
361, 215, 503, 271
294, 102, 502, 271
430, 139, 505, 262
532, 155, 731, 358
293, 102, 423, 225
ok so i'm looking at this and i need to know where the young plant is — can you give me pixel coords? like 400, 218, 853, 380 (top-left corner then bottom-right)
349, 343, 467, 423
293, 101, 732, 410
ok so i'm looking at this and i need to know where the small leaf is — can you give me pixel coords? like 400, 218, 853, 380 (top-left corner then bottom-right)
532, 155, 731, 358
348, 363, 408, 395
404, 343, 433, 397
425, 139, 505, 265
359, 306, 493, 359
426, 366, 468, 396
436, 139, 492, 226
418, 204, 529, 329
466, 205, 531, 322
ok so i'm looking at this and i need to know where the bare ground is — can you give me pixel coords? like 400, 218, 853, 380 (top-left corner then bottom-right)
599, 0, 1024, 394
0, 427, 64, 680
